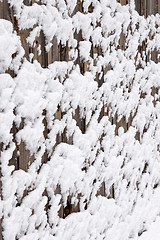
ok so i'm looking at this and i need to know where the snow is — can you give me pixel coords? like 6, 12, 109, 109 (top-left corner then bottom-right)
139, 217, 160, 240
0, 19, 24, 73
1, 0, 160, 239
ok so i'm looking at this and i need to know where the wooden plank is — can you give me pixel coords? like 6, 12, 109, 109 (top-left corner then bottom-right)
135, 0, 141, 14
48, 37, 60, 64
62, 0, 85, 213
146, 0, 152, 16
18, 120, 34, 172
72, 0, 85, 136
47, 31, 65, 217
149, 0, 158, 63
115, 115, 128, 135
158, 0, 160, 13
40, 31, 48, 68
74, 106, 85, 134
54, 185, 64, 218
1, 1, 11, 21
96, 183, 106, 197
91, 28, 106, 198
19, 142, 34, 171
140, 0, 146, 16
64, 195, 80, 218
24, 0, 32, 6
9, 122, 19, 170
42, 110, 48, 164
120, 0, 127, 5
153, 0, 158, 15
0, 2, 3, 19
119, 32, 126, 50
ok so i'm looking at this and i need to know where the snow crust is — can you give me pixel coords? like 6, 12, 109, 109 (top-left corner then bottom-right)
1, 0, 160, 239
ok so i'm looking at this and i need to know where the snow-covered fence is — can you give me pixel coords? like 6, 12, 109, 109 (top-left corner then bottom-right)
1, 0, 160, 239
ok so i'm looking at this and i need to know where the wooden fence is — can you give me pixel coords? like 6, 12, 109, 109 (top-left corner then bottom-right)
0, 0, 160, 239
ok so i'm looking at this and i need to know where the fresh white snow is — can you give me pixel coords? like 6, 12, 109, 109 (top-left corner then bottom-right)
1, 0, 160, 239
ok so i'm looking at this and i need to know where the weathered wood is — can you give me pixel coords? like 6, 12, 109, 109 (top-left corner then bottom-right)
18, 120, 34, 172
135, 0, 141, 13
158, 0, 160, 13
54, 185, 64, 218
9, 122, 19, 170
72, 0, 86, 136
0, 1, 11, 21
48, 37, 60, 64
120, 0, 128, 5
42, 110, 48, 164
141, 0, 146, 16
19, 142, 34, 171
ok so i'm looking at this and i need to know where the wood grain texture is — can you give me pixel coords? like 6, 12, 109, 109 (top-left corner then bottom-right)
0, 0, 11, 21
135, 0, 141, 14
